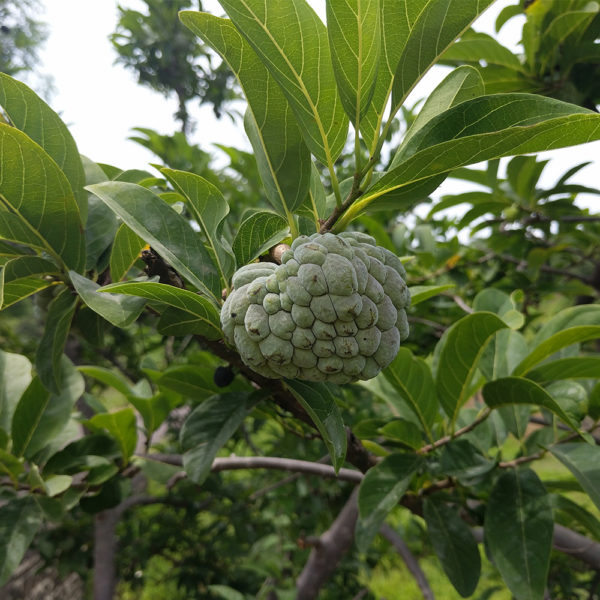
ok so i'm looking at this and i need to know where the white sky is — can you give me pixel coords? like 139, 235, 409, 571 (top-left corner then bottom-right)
36, 0, 599, 209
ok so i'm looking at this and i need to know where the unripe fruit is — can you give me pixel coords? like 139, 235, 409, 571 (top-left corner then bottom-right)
221, 232, 410, 383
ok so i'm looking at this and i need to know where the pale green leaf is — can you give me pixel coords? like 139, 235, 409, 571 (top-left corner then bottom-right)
87, 408, 138, 464
409, 284, 455, 306
526, 357, 600, 383
78, 366, 134, 397
0, 350, 31, 434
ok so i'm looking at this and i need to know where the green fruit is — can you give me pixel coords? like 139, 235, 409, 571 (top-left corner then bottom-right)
220, 232, 410, 383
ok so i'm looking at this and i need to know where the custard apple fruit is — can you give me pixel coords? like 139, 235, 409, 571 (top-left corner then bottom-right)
220, 232, 410, 383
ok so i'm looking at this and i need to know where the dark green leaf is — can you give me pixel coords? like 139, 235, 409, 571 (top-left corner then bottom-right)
550, 444, 600, 511
382, 347, 438, 440
157, 365, 224, 399
181, 392, 250, 484
424, 496, 481, 597
109, 223, 145, 282
485, 469, 552, 600
356, 453, 421, 551
86, 408, 138, 464
0, 124, 86, 272
232, 211, 289, 266
128, 394, 173, 436
35, 287, 77, 394
0, 497, 43, 585
286, 380, 347, 473
86, 181, 221, 303
435, 312, 507, 422
84, 195, 118, 270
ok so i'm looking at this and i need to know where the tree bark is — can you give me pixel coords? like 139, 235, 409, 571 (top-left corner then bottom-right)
93, 509, 120, 600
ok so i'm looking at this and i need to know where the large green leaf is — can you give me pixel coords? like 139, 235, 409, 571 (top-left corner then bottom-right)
485, 469, 553, 600
209, 0, 349, 166
512, 326, 600, 376
101, 281, 222, 340
12, 357, 84, 458
86, 181, 221, 303
356, 453, 421, 551
0, 73, 87, 221
0, 124, 85, 272
109, 223, 145, 282
483, 376, 580, 431
382, 347, 438, 440
423, 497, 481, 597
286, 380, 347, 473
0, 276, 56, 311
0, 351, 31, 434
327, 0, 380, 124
479, 329, 529, 381
181, 392, 251, 484
87, 408, 138, 464
78, 366, 134, 397
157, 366, 225, 399
180, 12, 311, 219
0, 497, 43, 585
550, 444, 600, 511
232, 211, 289, 266
128, 394, 173, 437
391, 0, 495, 110
435, 312, 507, 423
340, 95, 600, 225
399, 65, 485, 152
532, 305, 600, 344
0, 209, 48, 251
70, 271, 146, 329
161, 168, 235, 286
84, 195, 118, 270
526, 357, 600, 383
34, 287, 77, 395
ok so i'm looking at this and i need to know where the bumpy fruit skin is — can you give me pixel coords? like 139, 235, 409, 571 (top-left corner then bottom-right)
221, 232, 410, 383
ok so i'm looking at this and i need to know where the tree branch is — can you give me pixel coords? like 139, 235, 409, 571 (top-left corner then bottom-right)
380, 523, 435, 600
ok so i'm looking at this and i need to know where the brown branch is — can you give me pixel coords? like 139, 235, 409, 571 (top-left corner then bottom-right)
296, 488, 359, 600
380, 524, 435, 600
417, 409, 492, 455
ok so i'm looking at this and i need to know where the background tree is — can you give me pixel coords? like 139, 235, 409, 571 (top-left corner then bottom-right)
110, 0, 237, 133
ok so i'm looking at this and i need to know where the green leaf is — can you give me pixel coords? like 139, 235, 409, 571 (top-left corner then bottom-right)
435, 312, 507, 422
391, 0, 495, 110
382, 347, 438, 440
161, 168, 236, 286
0, 124, 86, 272
78, 366, 134, 397
356, 453, 421, 551
532, 305, 600, 345
526, 357, 600, 383
0, 497, 43, 585
442, 30, 524, 71
181, 392, 250, 484
0, 209, 48, 251
549, 493, 600, 541
109, 223, 145, 282
327, 0, 380, 124
285, 380, 347, 473
87, 408, 138, 464
423, 497, 481, 597
70, 271, 146, 328
340, 95, 600, 226
35, 287, 77, 394
0, 448, 23, 484
0, 73, 87, 222
86, 181, 221, 303
485, 469, 553, 600
408, 284, 455, 306
206, 0, 349, 166
100, 281, 222, 340
128, 394, 173, 436
0, 256, 60, 310
0, 351, 32, 434
84, 195, 118, 270
232, 211, 289, 266
399, 65, 485, 152
550, 443, 600, 512
513, 326, 600, 376
180, 12, 311, 219
483, 376, 580, 431
479, 330, 529, 381
157, 366, 224, 399
12, 357, 84, 458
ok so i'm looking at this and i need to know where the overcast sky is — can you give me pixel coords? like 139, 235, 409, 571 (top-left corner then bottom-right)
36, 0, 599, 208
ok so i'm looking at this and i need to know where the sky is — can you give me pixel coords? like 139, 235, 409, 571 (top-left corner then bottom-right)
35, 0, 599, 209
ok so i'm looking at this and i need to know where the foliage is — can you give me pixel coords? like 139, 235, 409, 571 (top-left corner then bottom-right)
110, 0, 237, 131
1, 2, 600, 599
